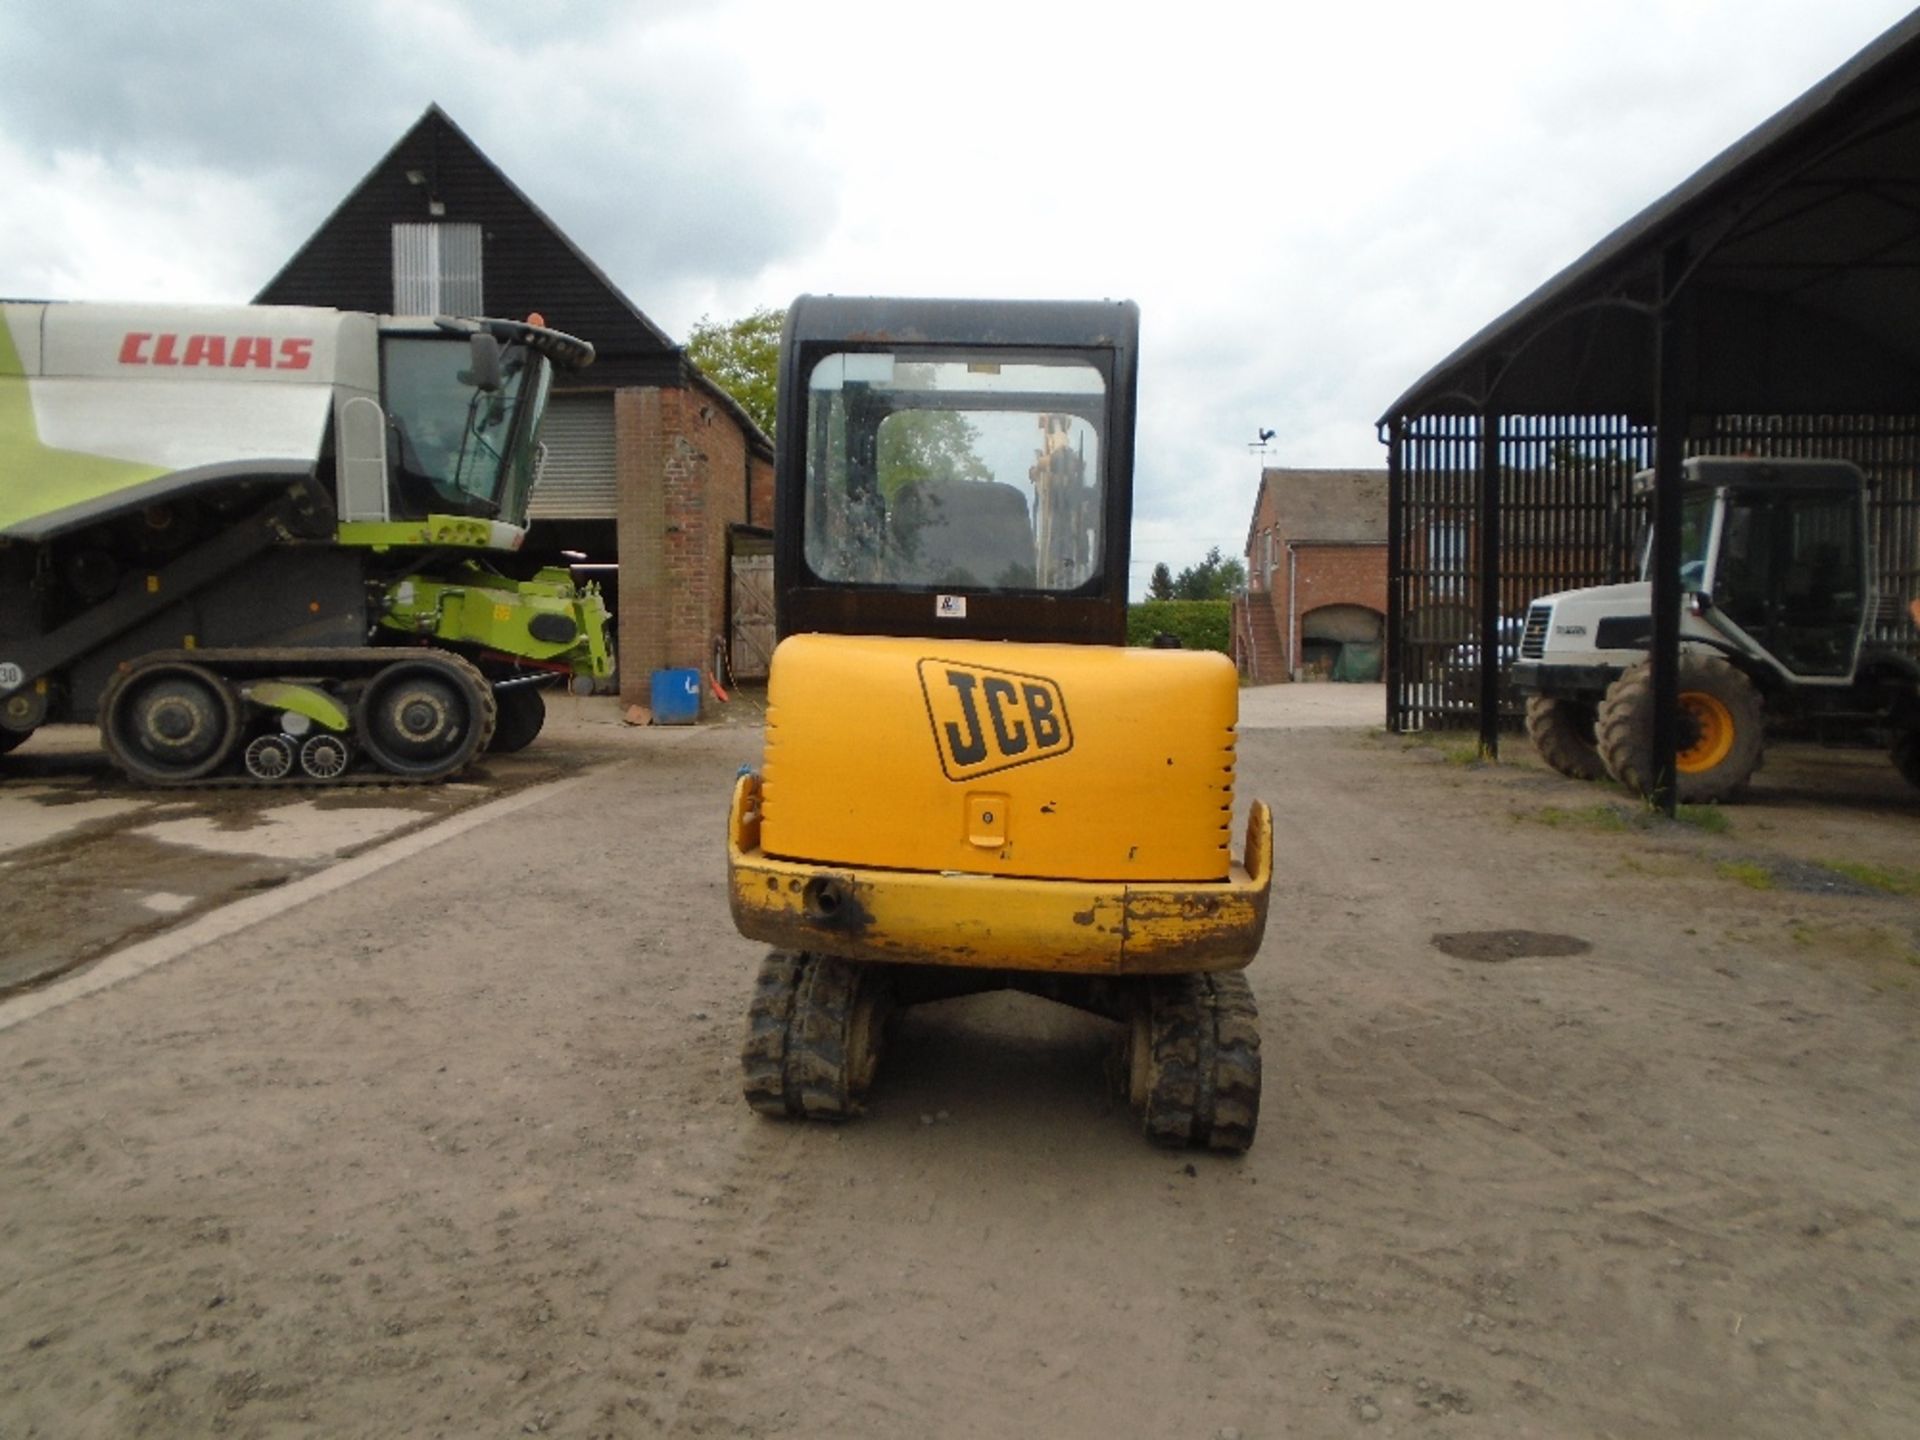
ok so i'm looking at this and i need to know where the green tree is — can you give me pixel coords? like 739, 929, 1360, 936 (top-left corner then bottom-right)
1147, 562, 1176, 600
1173, 546, 1247, 600
878, 410, 991, 495
684, 306, 783, 438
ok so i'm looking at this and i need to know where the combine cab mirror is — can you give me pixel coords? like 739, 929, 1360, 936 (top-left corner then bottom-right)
460, 333, 504, 393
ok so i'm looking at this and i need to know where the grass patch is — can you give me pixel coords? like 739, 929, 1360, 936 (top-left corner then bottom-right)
1524, 803, 1632, 831
1396, 730, 1492, 766
1673, 804, 1731, 834
1819, 860, 1920, 897
1717, 860, 1776, 890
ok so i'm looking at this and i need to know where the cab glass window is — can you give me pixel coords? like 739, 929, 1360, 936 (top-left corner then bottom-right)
802, 350, 1105, 592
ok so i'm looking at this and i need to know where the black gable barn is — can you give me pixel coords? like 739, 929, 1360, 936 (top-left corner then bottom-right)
259, 105, 775, 710
1380, 15, 1920, 808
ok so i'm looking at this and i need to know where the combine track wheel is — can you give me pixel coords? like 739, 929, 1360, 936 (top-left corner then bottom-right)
101, 662, 241, 783
244, 734, 296, 781
299, 733, 351, 780
355, 656, 493, 779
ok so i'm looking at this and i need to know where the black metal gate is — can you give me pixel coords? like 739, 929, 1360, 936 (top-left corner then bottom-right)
1386, 413, 1920, 733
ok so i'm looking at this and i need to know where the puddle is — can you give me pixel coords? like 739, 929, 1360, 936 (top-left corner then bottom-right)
1433, 930, 1593, 962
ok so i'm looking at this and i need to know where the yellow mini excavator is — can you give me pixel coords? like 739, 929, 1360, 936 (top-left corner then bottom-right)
726, 297, 1272, 1151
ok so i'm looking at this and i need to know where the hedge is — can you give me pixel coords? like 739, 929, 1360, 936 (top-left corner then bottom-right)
1126, 600, 1232, 654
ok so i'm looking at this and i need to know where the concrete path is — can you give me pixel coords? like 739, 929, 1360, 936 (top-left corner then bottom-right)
1236, 679, 1383, 729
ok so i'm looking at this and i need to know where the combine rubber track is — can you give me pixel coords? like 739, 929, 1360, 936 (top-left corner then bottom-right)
98, 647, 496, 787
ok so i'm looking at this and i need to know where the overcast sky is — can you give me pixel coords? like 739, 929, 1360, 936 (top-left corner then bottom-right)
2, 0, 1913, 592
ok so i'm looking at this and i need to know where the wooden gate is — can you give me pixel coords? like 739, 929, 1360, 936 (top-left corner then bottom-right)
728, 544, 775, 681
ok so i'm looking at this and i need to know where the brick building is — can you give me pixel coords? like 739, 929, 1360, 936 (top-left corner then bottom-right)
256, 105, 774, 711
1236, 468, 1387, 683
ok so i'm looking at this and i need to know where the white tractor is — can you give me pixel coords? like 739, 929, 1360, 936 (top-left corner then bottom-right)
1510, 456, 1920, 802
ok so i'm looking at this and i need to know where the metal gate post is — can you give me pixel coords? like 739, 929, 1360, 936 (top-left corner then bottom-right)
1650, 247, 1692, 816
1385, 417, 1405, 732
1478, 412, 1503, 758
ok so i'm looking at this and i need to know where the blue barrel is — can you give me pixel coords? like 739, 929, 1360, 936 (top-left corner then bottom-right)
650, 667, 701, 725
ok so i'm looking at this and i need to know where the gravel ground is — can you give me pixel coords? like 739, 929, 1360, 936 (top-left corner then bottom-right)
1, 693, 1916, 1438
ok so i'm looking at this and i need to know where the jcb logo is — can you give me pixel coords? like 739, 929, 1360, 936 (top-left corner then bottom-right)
918, 659, 1072, 781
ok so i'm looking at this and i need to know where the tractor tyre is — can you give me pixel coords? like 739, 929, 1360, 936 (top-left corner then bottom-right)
0, 726, 31, 755
741, 951, 889, 1121
1892, 727, 1920, 792
1524, 695, 1605, 782
487, 685, 547, 755
1596, 654, 1765, 804
1132, 971, 1262, 1155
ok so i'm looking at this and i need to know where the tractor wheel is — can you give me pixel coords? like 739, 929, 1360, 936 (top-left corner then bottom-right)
355, 654, 495, 780
741, 951, 889, 1120
1892, 727, 1920, 792
1524, 695, 1605, 781
1596, 654, 1765, 804
1131, 971, 1262, 1155
0, 726, 32, 755
487, 685, 547, 755
100, 662, 241, 784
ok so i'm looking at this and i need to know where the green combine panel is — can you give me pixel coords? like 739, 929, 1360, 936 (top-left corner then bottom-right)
0, 300, 611, 783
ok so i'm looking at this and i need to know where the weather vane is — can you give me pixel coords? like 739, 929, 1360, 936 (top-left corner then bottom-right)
1248, 427, 1275, 455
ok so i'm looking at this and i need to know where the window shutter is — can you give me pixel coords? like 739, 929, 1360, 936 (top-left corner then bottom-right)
391, 222, 484, 316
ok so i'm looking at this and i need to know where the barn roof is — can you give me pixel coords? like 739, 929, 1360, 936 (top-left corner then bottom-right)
1381, 13, 1920, 423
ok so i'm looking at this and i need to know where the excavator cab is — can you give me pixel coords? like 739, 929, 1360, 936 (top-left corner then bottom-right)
727, 296, 1273, 1152
775, 297, 1129, 644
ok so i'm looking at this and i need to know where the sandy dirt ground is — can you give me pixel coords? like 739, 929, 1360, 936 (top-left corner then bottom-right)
1, 689, 1917, 1438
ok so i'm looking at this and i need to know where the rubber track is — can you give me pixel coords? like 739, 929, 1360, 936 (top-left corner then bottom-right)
1524, 695, 1606, 782
740, 951, 878, 1120
741, 951, 805, 1117
1143, 972, 1261, 1154
97, 647, 496, 788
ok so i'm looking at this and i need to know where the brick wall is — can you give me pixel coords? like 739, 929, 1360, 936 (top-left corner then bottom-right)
1244, 543, 1387, 678
749, 455, 775, 529
613, 386, 759, 711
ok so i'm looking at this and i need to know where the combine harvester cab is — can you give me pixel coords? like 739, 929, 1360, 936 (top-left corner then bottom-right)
727, 296, 1274, 1151
0, 300, 610, 783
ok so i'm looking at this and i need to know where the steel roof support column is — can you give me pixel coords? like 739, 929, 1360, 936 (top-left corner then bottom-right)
1478, 410, 1503, 757
1649, 248, 1692, 816
1385, 417, 1406, 733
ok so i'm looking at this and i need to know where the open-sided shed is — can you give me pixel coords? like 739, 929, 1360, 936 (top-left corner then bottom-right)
1379, 13, 1920, 806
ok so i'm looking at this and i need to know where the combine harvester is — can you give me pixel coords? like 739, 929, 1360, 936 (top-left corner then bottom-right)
0, 301, 609, 783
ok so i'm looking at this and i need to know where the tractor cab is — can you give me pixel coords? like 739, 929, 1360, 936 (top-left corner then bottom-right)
1648, 457, 1870, 680
774, 296, 1137, 646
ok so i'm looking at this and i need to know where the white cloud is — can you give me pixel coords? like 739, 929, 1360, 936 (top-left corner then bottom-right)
0, 139, 285, 302
1, 0, 1912, 593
